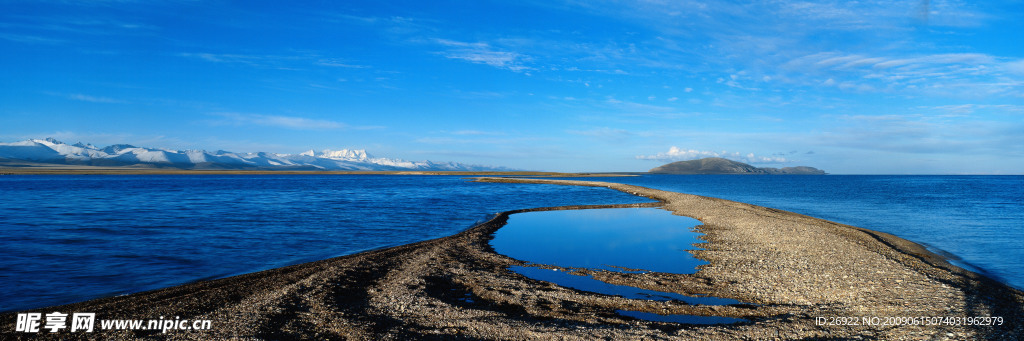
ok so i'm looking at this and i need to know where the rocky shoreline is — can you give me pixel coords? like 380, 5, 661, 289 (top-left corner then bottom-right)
3, 178, 1021, 339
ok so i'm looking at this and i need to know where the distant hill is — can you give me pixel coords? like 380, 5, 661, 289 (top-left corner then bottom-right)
649, 157, 826, 175
0, 138, 509, 171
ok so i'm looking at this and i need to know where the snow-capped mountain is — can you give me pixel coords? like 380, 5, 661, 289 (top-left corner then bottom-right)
0, 138, 508, 171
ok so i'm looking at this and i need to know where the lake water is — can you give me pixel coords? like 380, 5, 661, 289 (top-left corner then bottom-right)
0, 175, 651, 312
568, 175, 1024, 289
492, 207, 746, 324
491, 208, 706, 273
508, 266, 741, 306
1, 174, 1021, 312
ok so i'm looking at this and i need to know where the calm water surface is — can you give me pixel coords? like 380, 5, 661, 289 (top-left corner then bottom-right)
491, 208, 706, 273
0, 175, 651, 312
585, 175, 1024, 289
492, 208, 746, 324
508, 266, 741, 305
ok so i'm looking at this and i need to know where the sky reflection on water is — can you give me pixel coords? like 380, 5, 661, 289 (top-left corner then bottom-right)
491, 208, 707, 274
494, 208, 748, 325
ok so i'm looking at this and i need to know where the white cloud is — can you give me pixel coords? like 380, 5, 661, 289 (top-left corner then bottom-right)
637, 146, 789, 164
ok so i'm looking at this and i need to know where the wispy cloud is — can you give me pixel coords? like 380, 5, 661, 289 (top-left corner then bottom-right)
717, 72, 761, 91
600, 97, 691, 117
315, 58, 370, 68
919, 104, 1024, 116
637, 146, 789, 164
780, 52, 1019, 96
1004, 59, 1024, 76
208, 112, 347, 130
178, 52, 295, 68
575, 0, 990, 32
0, 12, 160, 42
179, 52, 372, 71
449, 130, 507, 136
414, 134, 548, 145
813, 114, 1023, 155
322, 13, 437, 36
0, 32, 65, 44
432, 38, 532, 72
567, 127, 634, 142
530, 1, 1014, 97
67, 93, 125, 103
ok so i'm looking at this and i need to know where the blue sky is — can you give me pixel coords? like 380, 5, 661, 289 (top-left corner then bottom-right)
1, 0, 1022, 173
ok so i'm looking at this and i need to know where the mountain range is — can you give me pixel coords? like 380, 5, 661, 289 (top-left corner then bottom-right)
649, 157, 826, 175
0, 138, 508, 171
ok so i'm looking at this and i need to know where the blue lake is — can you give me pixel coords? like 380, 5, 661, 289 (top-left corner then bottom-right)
1, 174, 1021, 313
567, 174, 1024, 289
0, 175, 651, 312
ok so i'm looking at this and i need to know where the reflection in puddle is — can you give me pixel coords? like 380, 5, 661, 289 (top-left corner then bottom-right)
616, 310, 749, 325
493, 208, 748, 325
491, 208, 707, 273
510, 266, 740, 305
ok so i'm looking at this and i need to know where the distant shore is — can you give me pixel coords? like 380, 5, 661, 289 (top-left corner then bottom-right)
0, 165, 635, 177
2, 178, 1021, 339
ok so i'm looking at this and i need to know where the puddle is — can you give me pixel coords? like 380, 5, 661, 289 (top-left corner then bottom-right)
510, 266, 740, 305
492, 207, 749, 325
491, 208, 707, 274
616, 310, 749, 325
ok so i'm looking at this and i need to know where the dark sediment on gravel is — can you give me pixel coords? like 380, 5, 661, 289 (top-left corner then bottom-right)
3, 177, 1021, 340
